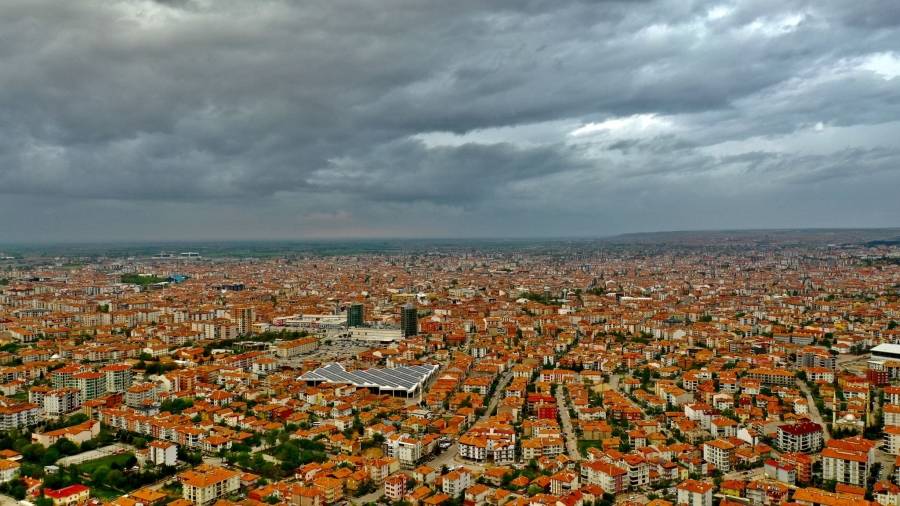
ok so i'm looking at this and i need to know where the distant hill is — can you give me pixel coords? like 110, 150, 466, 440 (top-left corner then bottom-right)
604, 228, 900, 246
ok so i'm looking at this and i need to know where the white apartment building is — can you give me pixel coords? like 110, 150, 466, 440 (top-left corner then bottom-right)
181, 466, 241, 506
149, 440, 178, 467
384, 434, 423, 469
442, 468, 472, 497
822, 448, 869, 487
677, 480, 713, 506
703, 439, 735, 472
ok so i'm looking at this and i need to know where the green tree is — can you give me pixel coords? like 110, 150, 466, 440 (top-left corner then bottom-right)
40, 447, 61, 466
107, 469, 126, 489
22, 444, 45, 463
91, 466, 110, 486
53, 438, 79, 456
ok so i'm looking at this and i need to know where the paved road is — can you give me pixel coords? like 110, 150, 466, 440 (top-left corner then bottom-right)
484, 372, 514, 419
145, 475, 180, 491
556, 386, 581, 461
430, 442, 459, 470
608, 373, 621, 393
203, 455, 225, 467
797, 379, 831, 442
353, 486, 384, 504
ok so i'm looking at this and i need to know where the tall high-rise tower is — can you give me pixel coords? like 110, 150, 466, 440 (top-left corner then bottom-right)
401, 303, 418, 338
347, 303, 364, 327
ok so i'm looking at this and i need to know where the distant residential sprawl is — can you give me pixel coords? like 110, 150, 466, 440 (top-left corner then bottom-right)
0, 235, 898, 506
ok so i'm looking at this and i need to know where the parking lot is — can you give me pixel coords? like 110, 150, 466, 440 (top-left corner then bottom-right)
279, 338, 384, 366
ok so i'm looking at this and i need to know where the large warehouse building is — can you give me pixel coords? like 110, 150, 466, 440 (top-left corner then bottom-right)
298, 362, 439, 398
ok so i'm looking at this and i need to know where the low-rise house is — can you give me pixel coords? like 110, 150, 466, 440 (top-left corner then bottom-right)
0, 459, 20, 483
32, 420, 100, 448
44, 484, 90, 506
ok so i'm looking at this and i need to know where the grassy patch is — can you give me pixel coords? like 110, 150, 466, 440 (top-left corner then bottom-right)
77, 452, 135, 474
120, 274, 169, 286
162, 482, 183, 498
577, 440, 603, 456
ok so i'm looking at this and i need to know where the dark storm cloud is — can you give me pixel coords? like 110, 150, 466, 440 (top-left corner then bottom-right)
0, 0, 899, 240
308, 140, 589, 205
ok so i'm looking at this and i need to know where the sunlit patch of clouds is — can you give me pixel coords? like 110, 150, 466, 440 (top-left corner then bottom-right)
706, 5, 734, 21
858, 52, 900, 80
569, 114, 674, 138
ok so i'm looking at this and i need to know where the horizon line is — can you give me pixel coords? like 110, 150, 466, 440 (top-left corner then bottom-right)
1, 226, 899, 247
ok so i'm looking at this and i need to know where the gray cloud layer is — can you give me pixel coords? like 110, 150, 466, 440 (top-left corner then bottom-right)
1, 0, 899, 241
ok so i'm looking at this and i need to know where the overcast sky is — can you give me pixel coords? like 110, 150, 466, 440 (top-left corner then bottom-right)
2, 0, 900, 242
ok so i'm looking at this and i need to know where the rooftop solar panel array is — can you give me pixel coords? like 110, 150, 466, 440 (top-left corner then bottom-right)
299, 362, 439, 392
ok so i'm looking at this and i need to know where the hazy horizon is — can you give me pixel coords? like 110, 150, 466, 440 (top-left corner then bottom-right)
1, 227, 899, 251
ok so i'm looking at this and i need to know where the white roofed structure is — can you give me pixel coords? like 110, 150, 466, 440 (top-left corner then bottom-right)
298, 362, 439, 397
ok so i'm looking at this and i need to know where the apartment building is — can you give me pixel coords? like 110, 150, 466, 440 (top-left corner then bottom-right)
441, 468, 472, 497
180, 465, 241, 506
0, 401, 42, 430
581, 460, 628, 494
619, 454, 650, 488
312, 477, 343, 503
885, 426, 900, 455
745, 368, 795, 386
274, 337, 318, 358
149, 440, 178, 467
51, 365, 87, 389
457, 422, 517, 465
30, 387, 82, 418
703, 439, 736, 472
73, 371, 105, 401
384, 474, 407, 502
822, 447, 870, 487
797, 347, 836, 370
126, 383, 159, 408
384, 434, 423, 469
884, 404, 900, 426
550, 471, 579, 496
777, 421, 824, 453
677, 479, 714, 506
100, 363, 133, 393
764, 459, 797, 485
521, 437, 564, 460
